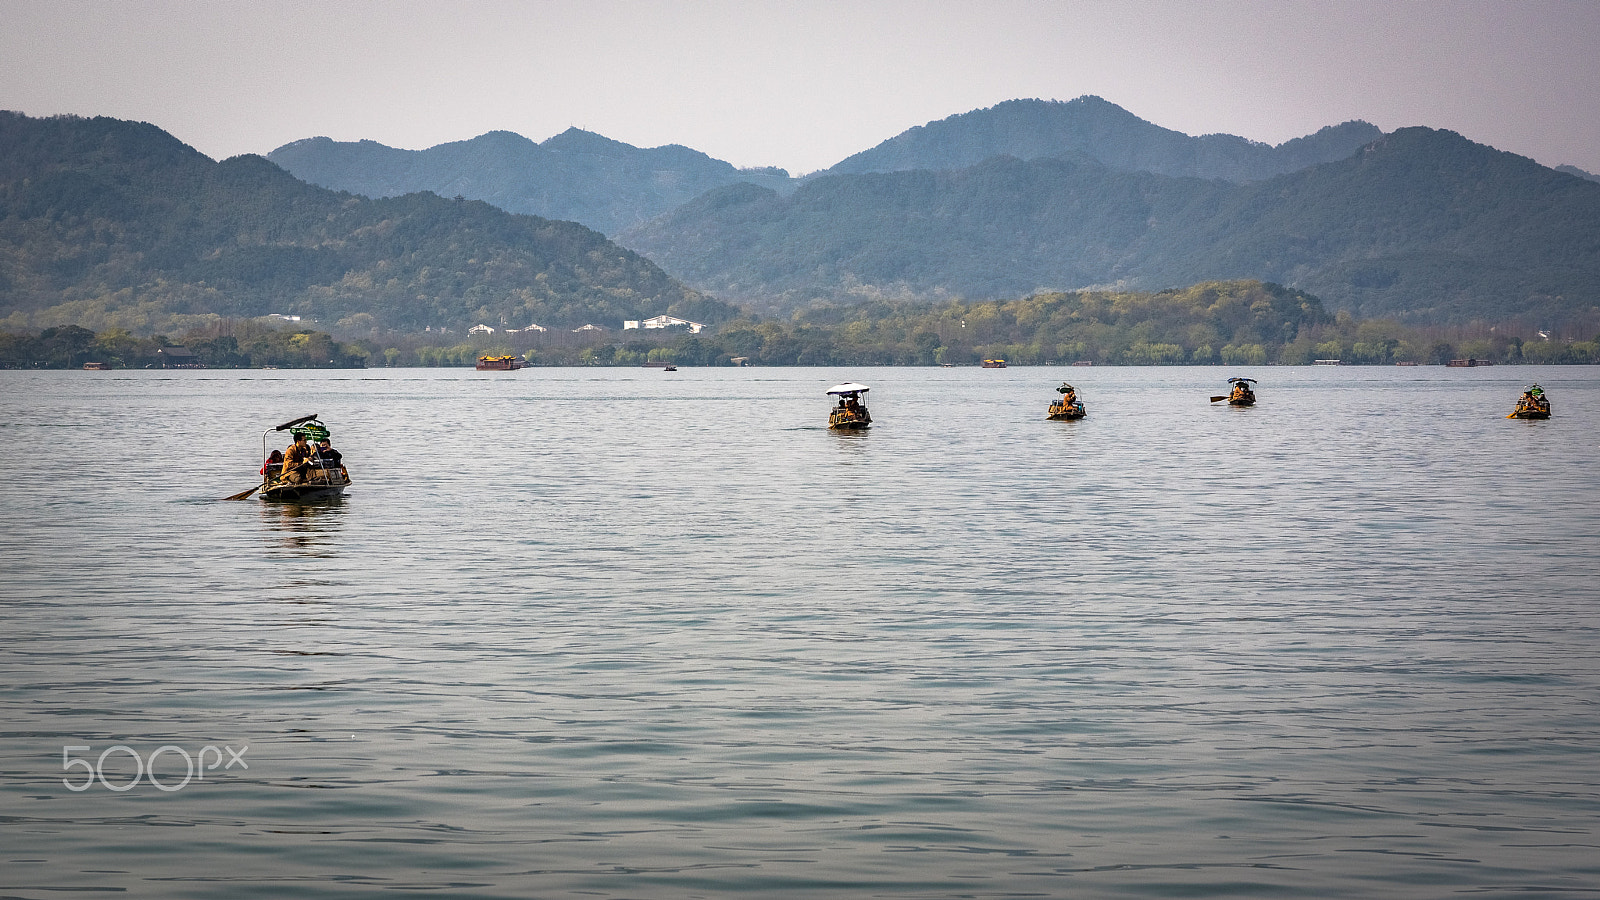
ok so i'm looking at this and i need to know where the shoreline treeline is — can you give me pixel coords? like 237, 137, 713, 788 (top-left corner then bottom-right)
7, 281, 1599, 369
0, 320, 368, 369
386, 281, 1600, 367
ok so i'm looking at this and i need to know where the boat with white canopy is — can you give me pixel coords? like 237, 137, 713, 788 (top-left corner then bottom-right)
826, 383, 872, 430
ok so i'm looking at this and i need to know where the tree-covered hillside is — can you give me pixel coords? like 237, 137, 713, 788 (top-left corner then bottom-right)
825, 97, 1384, 182
0, 112, 723, 334
269, 128, 795, 236
620, 128, 1600, 327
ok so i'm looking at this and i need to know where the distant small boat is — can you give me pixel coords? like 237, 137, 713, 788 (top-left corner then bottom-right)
1212, 377, 1256, 406
826, 383, 872, 430
981, 359, 1007, 368
1046, 383, 1085, 420
1314, 359, 1342, 366
1508, 384, 1551, 419
663, 365, 677, 371
1395, 361, 1419, 366
476, 355, 526, 371
82, 361, 109, 370
1447, 358, 1492, 368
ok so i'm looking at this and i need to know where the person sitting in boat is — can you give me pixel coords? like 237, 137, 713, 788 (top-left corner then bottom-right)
1230, 382, 1254, 402
1056, 383, 1077, 405
260, 449, 283, 478
281, 432, 314, 484
316, 439, 346, 479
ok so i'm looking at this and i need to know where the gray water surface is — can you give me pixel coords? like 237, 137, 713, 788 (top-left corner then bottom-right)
2, 365, 1598, 899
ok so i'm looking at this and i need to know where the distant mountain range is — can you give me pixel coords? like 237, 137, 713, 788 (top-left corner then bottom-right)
9, 99, 1600, 335
822, 97, 1385, 182
263, 96, 1600, 327
619, 127, 1600, 326
0, 112, 719, 334
267, 97, 1382, 238
269, 128, 795, 237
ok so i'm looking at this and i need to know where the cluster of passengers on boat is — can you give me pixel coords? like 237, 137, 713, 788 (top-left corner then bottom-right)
261, 434, 344, 483
241, 414, 350, 501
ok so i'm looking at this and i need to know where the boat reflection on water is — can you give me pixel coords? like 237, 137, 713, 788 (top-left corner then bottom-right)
259, 497, 347, 557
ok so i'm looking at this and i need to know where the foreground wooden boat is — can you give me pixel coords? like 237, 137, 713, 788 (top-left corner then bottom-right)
827, 383, 872, 430
1210, 377, 1256, 406
1508, 384, 1551, 419
259, 414, 349, 502
1047, 383, 1086, 420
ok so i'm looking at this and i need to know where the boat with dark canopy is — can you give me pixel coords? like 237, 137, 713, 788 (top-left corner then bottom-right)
1047, 382, 1086, 420
1508, 384, 1551, 419
1211, 377, 1257, 406
259, 414, 350, 501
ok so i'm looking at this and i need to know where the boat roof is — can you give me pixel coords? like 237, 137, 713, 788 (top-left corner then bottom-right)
826, 383, 870, 395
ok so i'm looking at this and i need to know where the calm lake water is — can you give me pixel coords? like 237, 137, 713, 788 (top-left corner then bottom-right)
2, 365, 1599, 899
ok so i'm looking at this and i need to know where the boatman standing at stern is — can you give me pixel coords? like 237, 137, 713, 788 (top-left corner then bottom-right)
281, 432, 313, 484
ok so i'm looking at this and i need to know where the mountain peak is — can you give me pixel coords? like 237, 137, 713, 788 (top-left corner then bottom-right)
823, 97, 1382, 183
542, 127, 635, 155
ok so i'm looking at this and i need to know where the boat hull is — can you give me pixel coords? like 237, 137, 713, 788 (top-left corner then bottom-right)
828, 410, 871, 430
1510, 407, 1551, 419
1047, 402, 1085, 420
262, 483, 347, 501
1228, 397, 1255, 406
261, 469, 350, 501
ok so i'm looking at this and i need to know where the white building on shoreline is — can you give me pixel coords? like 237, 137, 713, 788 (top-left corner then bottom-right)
623, 315, 705, 334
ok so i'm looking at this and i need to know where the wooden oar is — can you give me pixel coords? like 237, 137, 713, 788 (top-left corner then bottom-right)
1210, 395, 1229, 402
223, 483, 265, 501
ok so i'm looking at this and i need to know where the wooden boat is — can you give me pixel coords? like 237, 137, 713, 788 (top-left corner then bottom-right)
476, 355, 526, 371
1047, 383, 1086, 420
82, 361, 109, 370
981, 359, 1007, 368
259, 414, 350, 502
1508, 385, 1551, 419
827, 383, 872, 430
1213, 376, 1256, 406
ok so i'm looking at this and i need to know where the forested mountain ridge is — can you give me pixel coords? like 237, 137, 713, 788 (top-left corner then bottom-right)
823, 97, 1386, 182
266, 99, 1379, 237
0, 111, 722, 334
619, 127, 1600, 326
268, 128, 795, 236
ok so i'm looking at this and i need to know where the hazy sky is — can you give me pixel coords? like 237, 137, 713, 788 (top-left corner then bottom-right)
4, 0, 1599, 175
